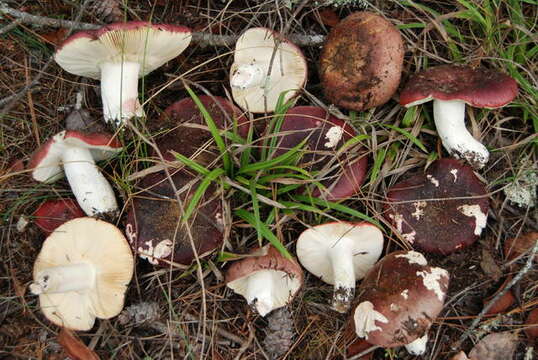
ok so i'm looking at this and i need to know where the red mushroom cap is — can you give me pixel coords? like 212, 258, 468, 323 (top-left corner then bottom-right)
399, 65, 518, 108
33, 199, 85, 235
384, 158, 489, 254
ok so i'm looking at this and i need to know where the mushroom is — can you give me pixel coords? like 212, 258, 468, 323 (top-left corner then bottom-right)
230, 27, 307, 113
296, 221, 384, 313
272, 106, 368, 200
353, 250, 449, 355
28, 130, 122, 217
320, 11, 404, 111
226, 245, 303, 317
384, 158, 489, 255
399, 65, 518, 169
33, 198, 85, 235
30, 217, 134, 331
126, 169, 223, 267
55, 22, 192, 126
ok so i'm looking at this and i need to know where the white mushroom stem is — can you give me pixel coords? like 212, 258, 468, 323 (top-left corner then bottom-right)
404, 333, 428, 355
329, 238, 356, 313
100, 61, 145, 127
29, 263, 96, 295
62, 146, 118, 216
245, 270, 275, 317
230, 63, 265, 89
433, 99, 489, 169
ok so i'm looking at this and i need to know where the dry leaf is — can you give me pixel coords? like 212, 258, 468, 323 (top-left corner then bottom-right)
483, 276, 515, 315
480, 248, 502, 282
525, 307, 538, 340
468, 332, 518, 360
39, 28, 68, 46
57, 329, 100, 360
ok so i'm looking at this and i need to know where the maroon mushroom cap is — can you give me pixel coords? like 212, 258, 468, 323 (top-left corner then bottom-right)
384, 158, 488, 255
152, 95, 250, 162
33, 199, 85, 235
272, 106, 368, 200
125, 169, 223, 267
353, 250, 449, 348
399, 65, 518, 108
320, 11, 404, 111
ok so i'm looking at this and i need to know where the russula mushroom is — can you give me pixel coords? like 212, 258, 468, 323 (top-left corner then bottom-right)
353, 250, 449, 355
384, 158, 489, 255
400, 65, 518, 169
28, 130, 122, 217
126, 169, 223, 267
272, 106, 368, 200
33, 199, 85, 235
154, 95, 250, 162
226, 245, 303, 317
230, 27, 307, 113
296, 221, 384, 313
30, 217, 134, 331
55, 22, 192, 126
320, 11, 404, 111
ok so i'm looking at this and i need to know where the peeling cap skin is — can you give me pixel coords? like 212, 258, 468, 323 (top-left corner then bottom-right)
153, 95, 250, 163
296, 221, 384, 313
400, 65, 518, 168
226, 245, 303, 317
272, 106, 368, 200
30, 217, 134, 331
353, 250, 449, 353
384, 158, 489, 255
33, 199, 85, 235
320, 11, 404, 111
126, 170, 223, 267
230, 27, 307, 113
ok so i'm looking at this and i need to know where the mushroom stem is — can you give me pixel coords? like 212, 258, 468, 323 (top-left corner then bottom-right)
245, 270, 275, 317
62, 146, 118, 216
329, 238, 356, 313
230, 63, 265, 89
29, 263, 96, 295
100, 61, 144, 127
433, 99, 489, 169
404, 333, 428, 355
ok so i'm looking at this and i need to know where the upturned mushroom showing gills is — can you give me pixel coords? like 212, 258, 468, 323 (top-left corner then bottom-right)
55, 22, 192, 127
33, 198, 85, 235
28, 130, 122, 217
226, 245, 303, 317
400, 65, 518, 169
126, 170, 223, 267
296, 222, 384, 313
30, 217, 134, 331
384, 158, 489, 255
230, 27, 307, 113
320, 11, 404, 111
353, 251, 449, 355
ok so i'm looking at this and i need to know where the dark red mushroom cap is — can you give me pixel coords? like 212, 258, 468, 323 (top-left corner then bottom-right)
273, 106, 368, 200
125, 169, 223, 267
353, 250, 449, 348
33, 199, 85, 235
153, 95, 250, 162
400, 65, 518, 108
384, 158, 488, 255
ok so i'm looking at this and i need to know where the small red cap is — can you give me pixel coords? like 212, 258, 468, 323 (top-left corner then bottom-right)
34, 199, 85, 235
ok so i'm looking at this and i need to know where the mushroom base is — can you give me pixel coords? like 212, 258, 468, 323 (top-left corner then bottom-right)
30, 263, 96, 294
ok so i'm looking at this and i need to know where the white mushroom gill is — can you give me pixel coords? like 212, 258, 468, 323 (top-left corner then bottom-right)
354, 301, 388, 339
30, 263, 96, 295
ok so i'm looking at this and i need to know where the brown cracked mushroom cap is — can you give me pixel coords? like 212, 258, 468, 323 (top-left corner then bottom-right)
126, 169, 223, 267
353, 250, 449, 350
384, 158, 489, 255
320, 11, 404, 111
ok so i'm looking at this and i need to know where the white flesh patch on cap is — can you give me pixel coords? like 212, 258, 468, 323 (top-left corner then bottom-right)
457, 204, 488, 235
426, 174, 439, 187
138, 240, 173, 265
324, 125, 344, 148
402, 231, 417, 243
411, 201, 427, 220
389, 213, 404, 232
416, 267, 449, 301
401, 289, 409, 299
125, 223, 136, 244
354, 301, 389, 339
396, 251, 427, 266
405, 334, 428, 355
390, 303, 400, 312
450, 169, 458, 183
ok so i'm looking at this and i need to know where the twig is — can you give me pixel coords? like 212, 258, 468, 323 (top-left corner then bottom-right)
0, 18, 20, 34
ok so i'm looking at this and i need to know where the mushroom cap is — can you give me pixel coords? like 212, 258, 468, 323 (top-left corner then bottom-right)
28, 130, 122, 183
55, 22, 192, 79
226, 245, 304, 309
353, 250, 449, 347
384, 158, 489, 255
230, 27, 307, 113
503, 232, 538, 262
33, 217, 133, 330
153, 95, 250, 162
272, 106, 368, 200
33, 199, 85, 235
296, 221, 384, 285
125, 169, 223, 267
320, 11, 404, 111
399, 65, 518, 108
